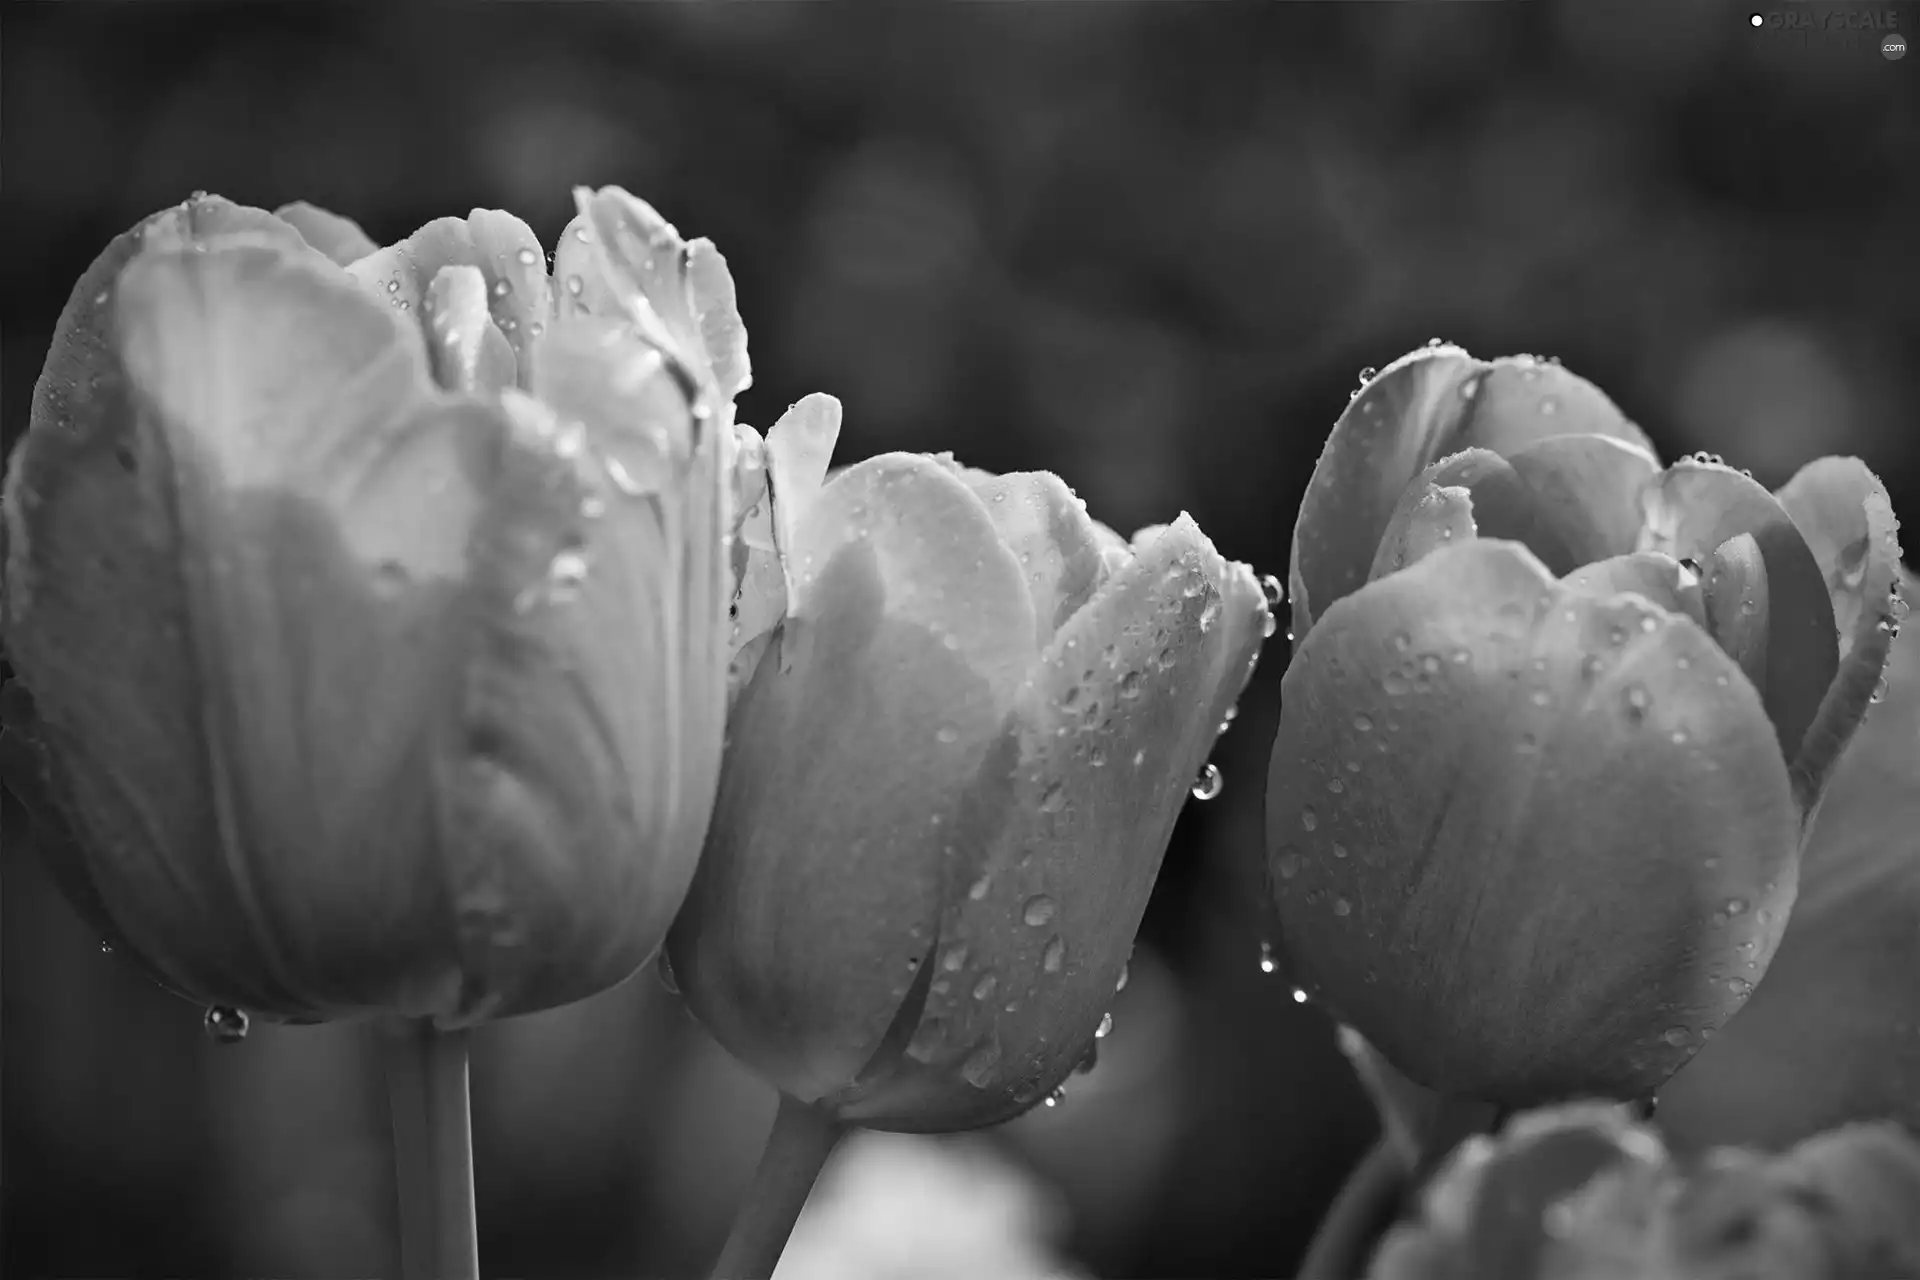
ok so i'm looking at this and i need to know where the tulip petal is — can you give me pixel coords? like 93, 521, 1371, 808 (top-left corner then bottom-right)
947, 470, 1113, 647
1773, 456, 1904, 813
1657, 570, 1920, 1151
1290, 348, 1657, 638
1268, 539, 1800, 1104
344, 210, 552, 389
1774, 1122, 1920, 1273
1501, 433, 1661, 564
668, 454, 1036, 1105
1700, 534, 1771, 699
1561, 552, 1710, 634
840, 517, 1269, 1129
273, 201, 379, 268
1638, 459, 1838, 807
2, 197, 411, 1015
763, 393, 841, 591
1368, 482, 1476, 582
577, 186, 752, 401
423, 265, 517, 398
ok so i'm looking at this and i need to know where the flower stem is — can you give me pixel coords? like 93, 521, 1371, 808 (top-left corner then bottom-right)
379, 1017, 479, 1280
1297, 1138, 1406, 1279
710, 1094, 845, 1280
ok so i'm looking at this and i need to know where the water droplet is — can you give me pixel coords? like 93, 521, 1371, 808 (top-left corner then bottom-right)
941, 944, 970, 972
1382, 671, 1410, 696
548, 549, 589, 593
1390, 631, 1412, 652
1580, 654, 1604, 680
1300, 808, 1318, 832
1623, 684, 1651, 719
1118, 670, 1143, 699
516, 247, 538, 267
1727, 977, 1752, 995
656, 951, 680, 994
99, 940, 113, 955
1352, 713, 1373, 732
1191, 763, 1223, 800
1358, 365, 1378, 384
1870, 676, 1889, 704
1459, 378, 1480, 402
1023, 895, 1057, 927
1094, 1011, 1115, 1041
1199, 597, 1222, 631
1333, 897, 1352, 917
1724, 898, 1747, 916
1330, 842, 1349, 860
1132, 749, 1147, 768
1326, 778, 1344, 795
1039, 781, 1066, 813
1259, 941, 1277, 974
1259, 574, 1285, 610
1661, 1026, 1690, 1048
1291, 986, 1309, 1004
1042, 937, 1066, 973
565, 274, 585, 297
385, 279, 401, 294
1115, 962, 1130, 993
1529, 689, 1551, 708
492, 278, 511, 298
1670, 728, 1688, 745
204, 1006, 249, 1044
1089, 746, 1108, 768
968, 874, 992, 901
1043, 1085, 1066, 1108
1539, 396, 1560, 416
936, 725, 960, 745
960, 1040, 1002, 1088
970, 973, 998, 1002
1275, 849, 1302, 880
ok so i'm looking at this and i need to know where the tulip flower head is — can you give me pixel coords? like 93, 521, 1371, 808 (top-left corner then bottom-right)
1369, 1103, 1920, 1280
1267, 346, 1904, 1105
668, 412, 1272, 1131
0, 187, 746, 1027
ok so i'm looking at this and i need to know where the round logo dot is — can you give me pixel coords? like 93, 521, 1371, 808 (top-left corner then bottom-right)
1749, 12, 1764, 27
1885, 33, 1907, 61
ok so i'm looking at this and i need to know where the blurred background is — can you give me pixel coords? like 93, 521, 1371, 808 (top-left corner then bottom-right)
3, 2, 1916, 1277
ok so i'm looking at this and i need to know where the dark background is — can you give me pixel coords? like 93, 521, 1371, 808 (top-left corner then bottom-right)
3, 2, 1917, 1277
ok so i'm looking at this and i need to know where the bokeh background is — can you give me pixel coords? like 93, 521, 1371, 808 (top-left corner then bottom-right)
3, 2, 1917, 1277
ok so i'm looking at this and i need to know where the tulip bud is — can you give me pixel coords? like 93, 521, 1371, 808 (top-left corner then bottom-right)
668, 416, 1271, 1130
0, 187, 746, 1026
1268, 347, 1904, 1104
1371, 1106, 1920, 1280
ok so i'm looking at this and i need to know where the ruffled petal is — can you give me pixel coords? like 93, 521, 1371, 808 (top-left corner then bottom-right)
946, 469, 1114, 647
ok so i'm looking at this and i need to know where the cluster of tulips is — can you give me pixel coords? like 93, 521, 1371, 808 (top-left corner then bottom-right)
1, 187, 1913, 1279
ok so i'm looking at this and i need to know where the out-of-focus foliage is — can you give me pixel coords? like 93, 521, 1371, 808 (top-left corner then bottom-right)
3, 3, 1915, 1278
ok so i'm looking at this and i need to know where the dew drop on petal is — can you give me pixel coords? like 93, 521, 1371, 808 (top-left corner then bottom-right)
1115, 962, 1130, 992
1095, 1011, 1114, 1039
1300, 807, 1318, 831
936, 726, 960, 745
1260, 574, 1286, 609
1291, 986, 1309, 1004
1191, 763, 1223, 800
1353, 713, 1373, 732
1039, 781, 1066, 813
1259, 941, 1277, 974
968, 874, 992, 901
1042, 937, 1066, 973
1662, 1027, 1690, 1048
1333, 898, 1352, 917
1330, 842, 1348, 860
1275, 849, 1302, 880
1043, 1085, 1066, 1108
960, 1040, 1002, 1088
1623, 684, 1651, 719
941, 945, 969, 972
1022, 895, 1057, 927
204, 1006, 249, 1044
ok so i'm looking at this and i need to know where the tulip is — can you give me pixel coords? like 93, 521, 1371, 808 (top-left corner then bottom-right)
0, 185, 739, 1024
1266, 345, 1904, 1107
665, 407, 1269, 1275
0, 185, 750, 1277
1368, 1103, 1920, 1279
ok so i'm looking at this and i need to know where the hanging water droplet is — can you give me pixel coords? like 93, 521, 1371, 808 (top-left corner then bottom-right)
1260, 574, 1286, 609
1291, 986, 1309, 1004
1022, 895, 1057, 927
99, 940, 113, 955
1042, 937, 1066, 973
204, 1005, 249, 1044
1357, 365, 1377, 384
656, 950, 680, 994
1191, 763, 1223, 800
1258, 941, 1277, 974
1095, 1011, 1114, 1039
1043, 1085, 1067, 1108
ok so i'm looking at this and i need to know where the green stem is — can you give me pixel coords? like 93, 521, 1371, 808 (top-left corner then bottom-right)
379, 1018, 480, 1280
1297, 1139, 1407, 1279
710, 1094, 846, 1280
